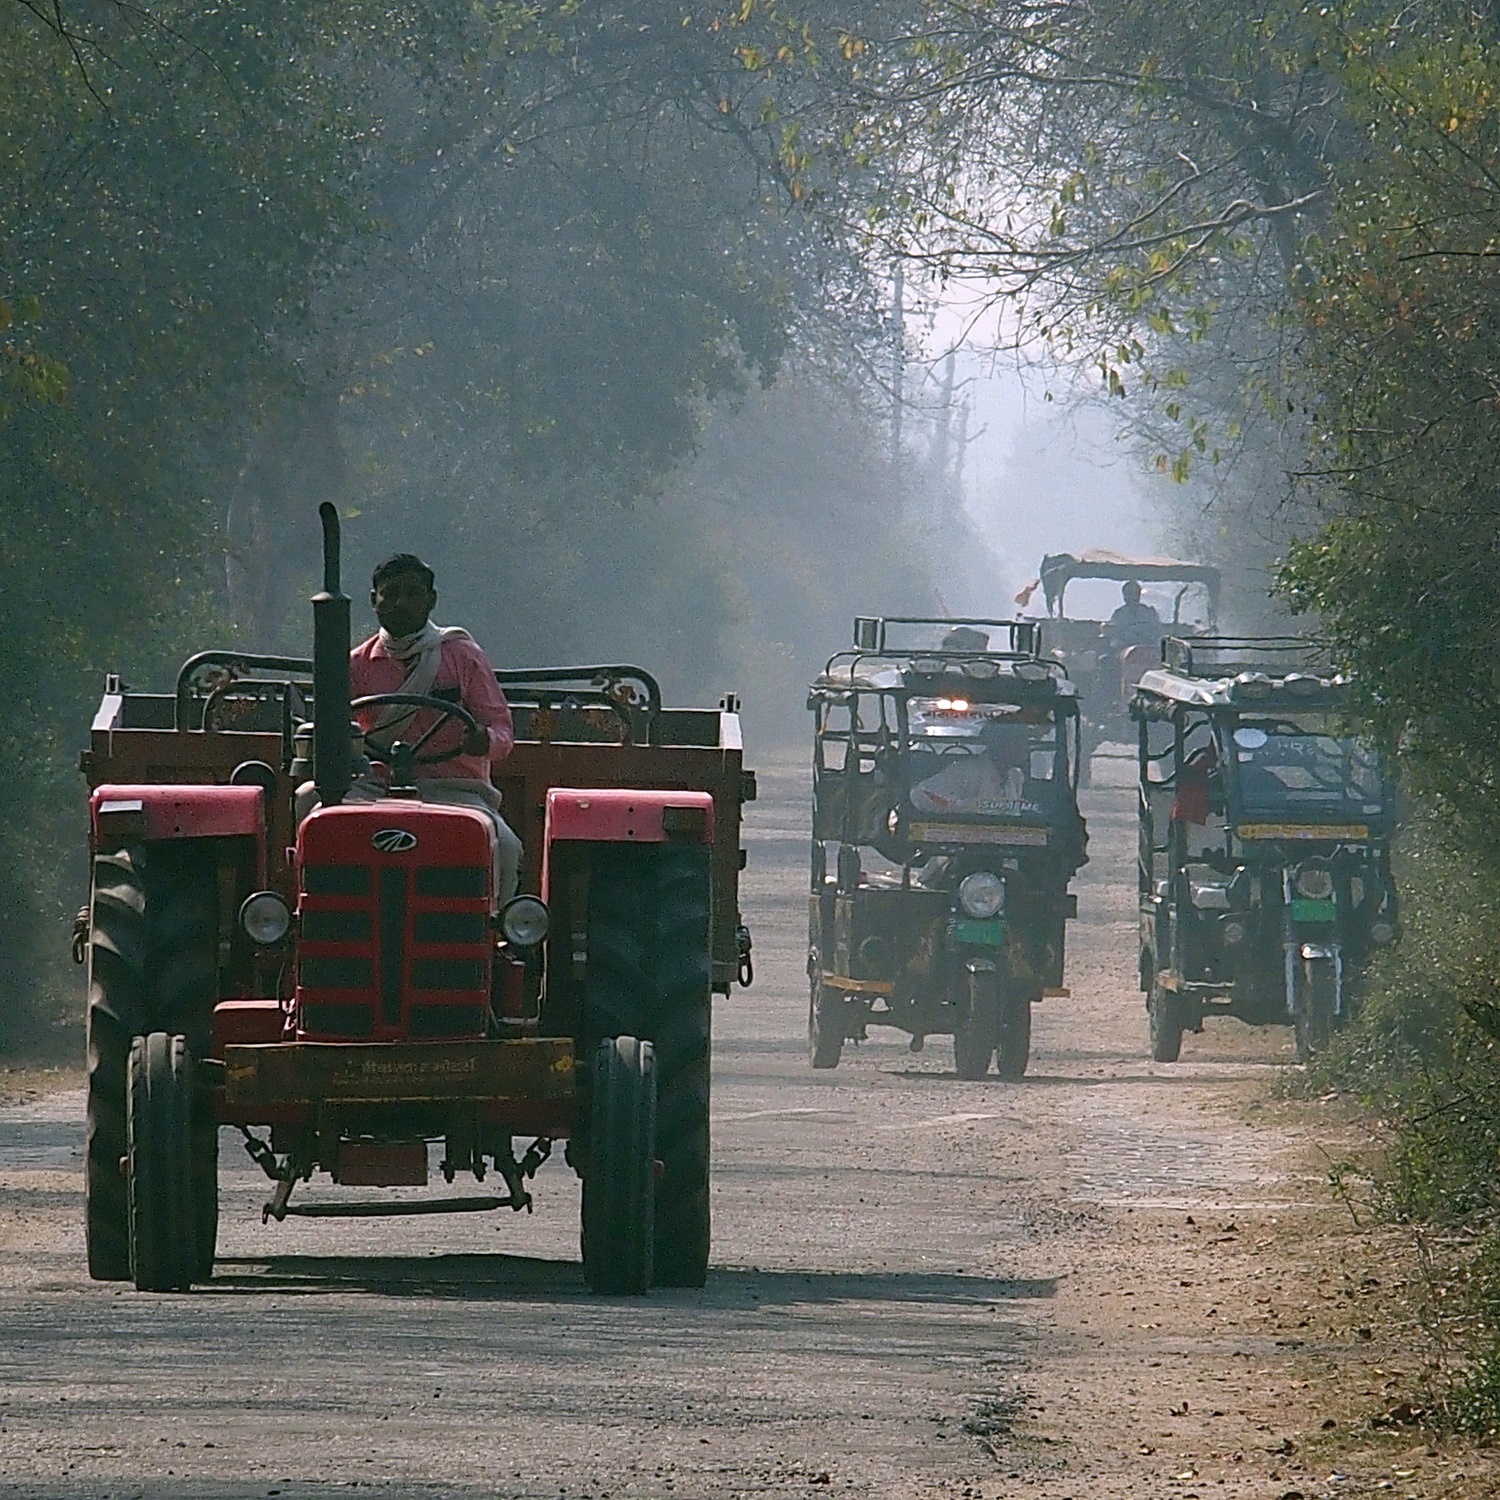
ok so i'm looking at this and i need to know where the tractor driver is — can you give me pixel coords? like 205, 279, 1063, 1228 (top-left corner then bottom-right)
348, 553, 524, 903
1104, 581, 1163, 651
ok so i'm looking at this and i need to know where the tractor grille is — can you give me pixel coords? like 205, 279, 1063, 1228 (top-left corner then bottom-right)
295, 806, 495, 1042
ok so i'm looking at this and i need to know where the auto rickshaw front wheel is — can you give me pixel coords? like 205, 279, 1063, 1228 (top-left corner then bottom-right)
1293, 957, 1338, 1065
954, 969, 1001, 1080
1148, 976, 1184, 1063
994, 996, 1031, 1081
808, 975, 844, 1069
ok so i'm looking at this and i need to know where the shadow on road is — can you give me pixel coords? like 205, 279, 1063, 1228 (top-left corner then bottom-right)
206, 1252, 1057, 1308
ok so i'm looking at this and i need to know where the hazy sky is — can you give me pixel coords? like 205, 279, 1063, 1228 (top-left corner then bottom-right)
908, 280, 1162, 614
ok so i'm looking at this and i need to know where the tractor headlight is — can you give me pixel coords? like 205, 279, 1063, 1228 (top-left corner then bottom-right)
1294, 864, 1335, 901
240, 891, 291, 946
958, 871, 1005, 919
499, 895, 549, 948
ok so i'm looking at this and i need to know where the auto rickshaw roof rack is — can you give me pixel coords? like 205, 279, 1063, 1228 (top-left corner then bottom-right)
851, 615, 1043, 657
814, 616, 1075, 699
1134, 636, 1349, 715
1162, 635, 1335, 677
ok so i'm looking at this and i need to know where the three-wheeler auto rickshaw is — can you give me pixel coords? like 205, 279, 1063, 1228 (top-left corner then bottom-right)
806, 616, 1087, 1079
1131, 636, 1398, 1063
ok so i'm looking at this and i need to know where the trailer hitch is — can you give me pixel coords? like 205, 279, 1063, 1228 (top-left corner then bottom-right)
736, 924, 754, 987
261, 1139, 314, 1223
239, 1128, 281, 1183
495, 1137, 552, 1213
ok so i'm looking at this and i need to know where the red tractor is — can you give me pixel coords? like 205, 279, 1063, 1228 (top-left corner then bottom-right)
78, 505, 754, 1294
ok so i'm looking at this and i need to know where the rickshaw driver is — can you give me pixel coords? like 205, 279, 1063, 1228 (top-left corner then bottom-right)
910, 717, 1033, 817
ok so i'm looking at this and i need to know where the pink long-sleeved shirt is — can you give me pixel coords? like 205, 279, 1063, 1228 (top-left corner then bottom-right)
350, 633, 515, 782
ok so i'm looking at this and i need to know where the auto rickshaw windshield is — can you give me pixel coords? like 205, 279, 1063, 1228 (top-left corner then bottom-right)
1222, 712, 1385, 819
905, 701, 1065, 819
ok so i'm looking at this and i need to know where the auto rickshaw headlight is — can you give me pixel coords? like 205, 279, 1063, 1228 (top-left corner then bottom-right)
1294, 864, 1335, 901
958, 871, 1005, 919
498, 895, 549, 948
1370, 919, 1397, 946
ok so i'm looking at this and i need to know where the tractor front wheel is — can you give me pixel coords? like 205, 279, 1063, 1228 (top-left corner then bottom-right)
127, 1032, 198, 1292
581, 1036, 656, 1295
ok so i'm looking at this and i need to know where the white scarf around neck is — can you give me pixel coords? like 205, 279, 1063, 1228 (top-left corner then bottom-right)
369, 621, 474, 743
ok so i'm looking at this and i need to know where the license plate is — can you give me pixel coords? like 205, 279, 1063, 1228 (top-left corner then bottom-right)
910, 821, 1048, 846
1289, 898, 1337, 923
953, 918, 1005, 946
1238, 823, 1369, 841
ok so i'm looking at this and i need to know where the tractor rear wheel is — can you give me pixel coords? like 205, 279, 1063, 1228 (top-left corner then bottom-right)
581, 1036, 656, 1295
581, 844, 713, 1288
994, 996, 1032, 1081
86, 843, 217, 1282
127, 1032, 197, 1292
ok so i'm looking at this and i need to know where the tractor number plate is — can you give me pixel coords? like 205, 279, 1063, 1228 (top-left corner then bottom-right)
223, 1037, 575, 1106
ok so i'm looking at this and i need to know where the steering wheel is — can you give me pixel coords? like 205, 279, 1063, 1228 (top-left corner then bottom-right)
350, 692, 482, 766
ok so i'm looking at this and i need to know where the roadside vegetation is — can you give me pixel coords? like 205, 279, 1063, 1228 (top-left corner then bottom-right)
0, 1, 967, 1047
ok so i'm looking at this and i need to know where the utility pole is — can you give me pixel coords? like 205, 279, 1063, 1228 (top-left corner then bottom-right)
889, 263, 905, 467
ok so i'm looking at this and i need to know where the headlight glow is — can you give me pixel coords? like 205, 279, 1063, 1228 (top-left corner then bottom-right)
958, 871, 1005, 919
1295, 865, 1335, 901
240, 891, 291, 946
499, 895, 549, 947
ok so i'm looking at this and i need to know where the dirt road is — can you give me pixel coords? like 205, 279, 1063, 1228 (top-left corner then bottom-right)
0, 754, 1491, 1498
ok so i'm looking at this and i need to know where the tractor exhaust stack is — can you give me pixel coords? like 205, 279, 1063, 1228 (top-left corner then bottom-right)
312, 501, 352, 807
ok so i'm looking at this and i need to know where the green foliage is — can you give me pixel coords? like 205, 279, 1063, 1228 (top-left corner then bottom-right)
0, 1, 924, 1047
1279, 1, 1500, 852
1309, 815, 1500, 1225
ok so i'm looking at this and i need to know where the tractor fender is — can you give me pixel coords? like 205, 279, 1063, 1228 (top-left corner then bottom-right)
90, 783, 266, 849
544, 788, 715, 847
541, 789, 716, 910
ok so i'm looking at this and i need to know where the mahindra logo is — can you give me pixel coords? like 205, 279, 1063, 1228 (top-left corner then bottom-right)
371, 828, 418, 853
